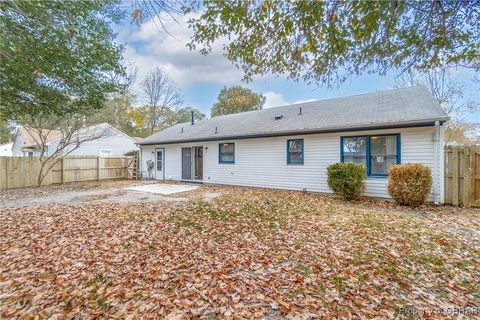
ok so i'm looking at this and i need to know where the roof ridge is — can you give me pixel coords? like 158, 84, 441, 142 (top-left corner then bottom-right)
296, 85, 426, 106
206, 85, 426, 121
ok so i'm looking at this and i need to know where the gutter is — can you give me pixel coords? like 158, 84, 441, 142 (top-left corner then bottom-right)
433, 121, 441, 204
137, 119, 448, 146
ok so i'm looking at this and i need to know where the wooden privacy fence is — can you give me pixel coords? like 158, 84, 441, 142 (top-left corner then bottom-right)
0, 156, 137, 190
444, 146, 480, 207
1, 150, 479, 206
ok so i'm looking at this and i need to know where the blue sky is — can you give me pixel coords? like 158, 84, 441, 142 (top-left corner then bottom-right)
117, 14, 479, 122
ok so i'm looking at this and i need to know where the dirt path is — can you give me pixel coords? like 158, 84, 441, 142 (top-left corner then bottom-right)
0, 187, 190, 209
1, 180, 222, 209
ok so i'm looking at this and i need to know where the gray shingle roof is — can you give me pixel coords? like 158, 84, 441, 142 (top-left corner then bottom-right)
138, 86, 449, 145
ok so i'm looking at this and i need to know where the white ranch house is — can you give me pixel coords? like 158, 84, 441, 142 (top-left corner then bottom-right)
138, 86, 449, 203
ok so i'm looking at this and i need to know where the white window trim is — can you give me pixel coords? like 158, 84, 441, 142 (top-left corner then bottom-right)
99, 149, 112, 156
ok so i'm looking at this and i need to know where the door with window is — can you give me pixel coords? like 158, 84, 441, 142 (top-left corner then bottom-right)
194, 146, 203, 180
182, 148, 192, 180
155, 148, 165, 180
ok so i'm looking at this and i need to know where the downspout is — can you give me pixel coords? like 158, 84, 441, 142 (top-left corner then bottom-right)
433, 121, 440, 204
138, 144, 142, 179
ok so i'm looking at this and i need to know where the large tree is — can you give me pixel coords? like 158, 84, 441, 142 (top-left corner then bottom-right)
444, 121, 479, 145
125, 105, 206, 137
124, 105, 148, 137
0, 0, 125, 184
87, 67, 138, 131
211, 86, 265, 117
187, 1, 479, 85
142, 67, 183, 134
0, 118, 14, 144
0, 0, 125, 119
174, 106, 207, 123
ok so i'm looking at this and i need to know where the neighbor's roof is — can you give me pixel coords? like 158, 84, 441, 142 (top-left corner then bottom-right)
18, 127, 62, 147
138, 86, 449, 145
46, 123, 138, 143
18, 123, 137, 148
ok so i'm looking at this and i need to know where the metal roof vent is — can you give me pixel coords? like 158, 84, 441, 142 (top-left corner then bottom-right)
274, 114, 283, 120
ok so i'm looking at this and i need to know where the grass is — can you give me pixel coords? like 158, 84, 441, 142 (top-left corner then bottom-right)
84, 274, 108, 288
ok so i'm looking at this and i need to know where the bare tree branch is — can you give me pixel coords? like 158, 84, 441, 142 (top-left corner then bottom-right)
393, 66, 479, 144
142, 67, 183, 134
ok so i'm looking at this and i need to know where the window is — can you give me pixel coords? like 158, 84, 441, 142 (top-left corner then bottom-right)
24, 151, 34, 157
99, 149, 112, 156
370, 135, 398, 175
287, 139, 304, 164
341, 134, 400, 176
219, 143, 235, 164
342, 137, 367, 165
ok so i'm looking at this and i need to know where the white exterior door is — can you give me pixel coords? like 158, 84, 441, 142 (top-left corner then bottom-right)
155, 148, 164, 180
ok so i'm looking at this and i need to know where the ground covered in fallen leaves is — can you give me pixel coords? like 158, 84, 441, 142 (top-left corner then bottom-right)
1, 185, 479, 319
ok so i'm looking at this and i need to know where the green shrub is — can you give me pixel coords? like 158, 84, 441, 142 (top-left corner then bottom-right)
388, 163, 432, 207
124, 150, 139, 157
327, 162, 366, 200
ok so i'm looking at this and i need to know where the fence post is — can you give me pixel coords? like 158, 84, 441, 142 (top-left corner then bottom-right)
463, 148, 470, 207
5, 157, 8, 190
469, 147, 476, 208
61, 158, 65, 184
452, 147, 459, 206
125, 157, 128, 178
97, 156, 100, 181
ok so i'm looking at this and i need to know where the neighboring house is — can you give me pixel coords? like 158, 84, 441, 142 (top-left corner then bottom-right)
11, 127, 62, 157
12, 123, 138, 157
138, 86, 449, 203
0, 142, 13, 156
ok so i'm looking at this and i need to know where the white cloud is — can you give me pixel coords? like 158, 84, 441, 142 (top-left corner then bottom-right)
292, 98, 317, 104
262, 92, 319, 109
263, 91, 289, 108
123, 13, 243, 89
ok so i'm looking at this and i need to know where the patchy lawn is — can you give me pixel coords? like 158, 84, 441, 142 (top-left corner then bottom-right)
0, 179, 159, 204
0, 179, 174, 209
0, 185, 479, 319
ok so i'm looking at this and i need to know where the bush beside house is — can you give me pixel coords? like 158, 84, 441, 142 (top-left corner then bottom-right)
388, 163, 432, 207
327, 163, 366, 200
124, 150, 139, 157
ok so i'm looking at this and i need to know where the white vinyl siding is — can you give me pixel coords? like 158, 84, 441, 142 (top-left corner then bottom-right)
141, 125, 442, 201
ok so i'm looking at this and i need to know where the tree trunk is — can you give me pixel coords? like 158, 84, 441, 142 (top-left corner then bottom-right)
37, 163, 46, 187
37, 157, 60, 187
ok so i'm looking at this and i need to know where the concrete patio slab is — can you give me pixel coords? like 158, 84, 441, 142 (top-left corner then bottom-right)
124, 184, 199, 195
